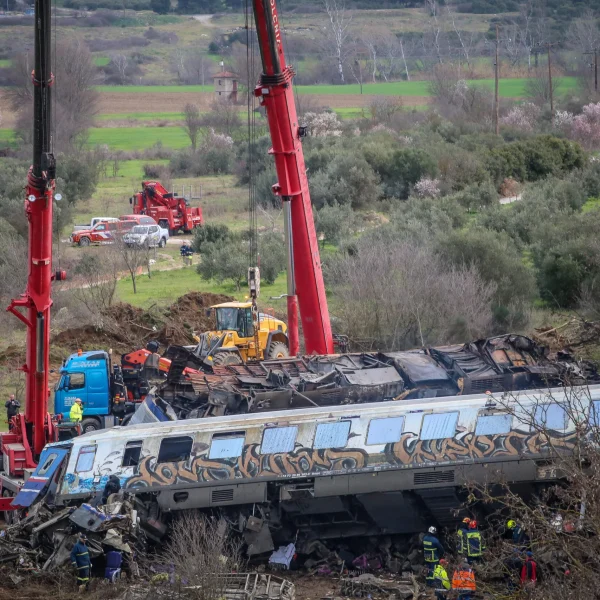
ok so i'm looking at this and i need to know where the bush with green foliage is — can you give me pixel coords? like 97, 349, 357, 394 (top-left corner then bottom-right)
192, 223, 233, 253
485, 136, 586, 187
436, 228, 537, 331
310, 152, 381, 209
315, 202, 356, 246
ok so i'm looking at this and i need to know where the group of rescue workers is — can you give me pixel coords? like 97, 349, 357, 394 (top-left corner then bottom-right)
69, 475, 124, 592
423, 518, 538, 599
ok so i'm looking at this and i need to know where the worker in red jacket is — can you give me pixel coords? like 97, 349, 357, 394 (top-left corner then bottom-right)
520, 551, 537, 589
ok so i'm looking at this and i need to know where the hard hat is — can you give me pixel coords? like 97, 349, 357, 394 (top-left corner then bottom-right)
439, 558, 448, 566
462, 517, 471, 524
428, 526, 437, 534
526, 551, 533, 557
507, 519, 516, 529
469, 520, 477, 529
79, 533, 88, 541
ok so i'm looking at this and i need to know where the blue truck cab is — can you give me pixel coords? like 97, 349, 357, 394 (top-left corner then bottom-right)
54, 350, 143, 433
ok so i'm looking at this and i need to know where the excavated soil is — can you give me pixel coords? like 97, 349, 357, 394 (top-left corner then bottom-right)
50, 291, 234, 357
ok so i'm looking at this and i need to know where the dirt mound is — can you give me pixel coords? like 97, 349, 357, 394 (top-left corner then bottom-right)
154, 291, 233, 346
51, 291, 234, 356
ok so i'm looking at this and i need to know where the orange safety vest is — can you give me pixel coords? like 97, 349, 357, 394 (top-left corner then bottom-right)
452, 568, 476, 591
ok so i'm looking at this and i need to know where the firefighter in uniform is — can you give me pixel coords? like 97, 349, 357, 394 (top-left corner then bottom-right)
465, 519, 485, 562
433, 558, 451, 600
71, 533, 91, 592
423, 526, 445, 586
457, 517, 471, 555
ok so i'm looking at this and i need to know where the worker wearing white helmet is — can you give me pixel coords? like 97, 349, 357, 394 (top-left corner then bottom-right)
423, 526, 445, 587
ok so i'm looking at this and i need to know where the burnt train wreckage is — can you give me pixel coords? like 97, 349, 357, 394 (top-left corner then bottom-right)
15, 383, 600, 557
148, 334, 599, 421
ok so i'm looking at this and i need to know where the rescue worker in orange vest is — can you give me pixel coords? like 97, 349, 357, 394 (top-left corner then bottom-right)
452, 558, 476, 600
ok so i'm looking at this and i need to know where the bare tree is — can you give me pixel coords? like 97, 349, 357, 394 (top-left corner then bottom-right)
322, 0, 353, 83
182, 103, 202, 152
72, 247, 122, 315
326, 239, 496, 349
525, 67, 562, 105
157, 513, 245, 600
446, 0, 478, 66
110, 54, 129, 85
424, 0, 446, 65
172, 48, 212, 85
9, 38, 98, 150
115, 236, 151, 295
200, 99, 241, 136
229, 41, 262, 103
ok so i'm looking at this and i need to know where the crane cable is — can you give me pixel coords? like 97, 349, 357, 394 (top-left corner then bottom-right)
245, 0, 258, 269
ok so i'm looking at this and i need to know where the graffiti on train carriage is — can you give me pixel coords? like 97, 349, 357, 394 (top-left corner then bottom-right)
126, 444, 370, 487
61, 428, 577, 495
386, 428, 578, 466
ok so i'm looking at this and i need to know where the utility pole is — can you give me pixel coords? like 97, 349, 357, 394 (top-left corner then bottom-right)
494, 24, 500, 135
585, 49, 598, 93
547, 42, 554, 120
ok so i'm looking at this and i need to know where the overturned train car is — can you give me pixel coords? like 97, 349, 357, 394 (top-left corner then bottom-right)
23, 384, 600, 551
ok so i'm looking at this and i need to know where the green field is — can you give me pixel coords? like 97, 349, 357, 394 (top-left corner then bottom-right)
116, 267, 287, 310
0, 59, 11, 67
88, 126, 190, 150
93, 56, 110, 67
96, 85, 213, 93
93, 77, 579, 98
97, 112, 186, 121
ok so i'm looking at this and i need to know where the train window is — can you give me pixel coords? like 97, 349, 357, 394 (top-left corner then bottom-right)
75, 445, 96, 473
38, 453, 59, 476
261, 426, 297, 454
314, 421, 351, 449
535, 404, 567, 431
157, 436, 193, 463
420, 412, 459, 440
209, 432, 246, 459
366, 417, 405, 445
589, 401, 600, 426
475, 414, 512, 436
122, 441, 143, 467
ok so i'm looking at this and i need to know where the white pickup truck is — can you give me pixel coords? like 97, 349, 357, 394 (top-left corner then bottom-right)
122, 224, 169, 248
72, 217, 119, 232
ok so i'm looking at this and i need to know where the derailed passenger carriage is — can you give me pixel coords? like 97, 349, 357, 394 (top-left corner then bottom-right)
31, 384, 600, 552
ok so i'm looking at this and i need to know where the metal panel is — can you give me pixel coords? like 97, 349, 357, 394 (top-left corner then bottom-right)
343, 367, 403, 386
156, 482, 267, 510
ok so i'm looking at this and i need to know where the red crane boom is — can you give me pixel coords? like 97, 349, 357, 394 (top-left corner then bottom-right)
251, 0, 334, 356
4, 0, 63, 474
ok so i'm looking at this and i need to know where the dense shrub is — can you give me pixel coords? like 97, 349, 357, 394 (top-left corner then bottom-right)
309, 152, 381, 209
437, 228, 537, 330
485, 136, 586, 186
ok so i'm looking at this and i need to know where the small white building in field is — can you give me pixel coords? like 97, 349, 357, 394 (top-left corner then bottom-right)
213, 71, 238, 103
